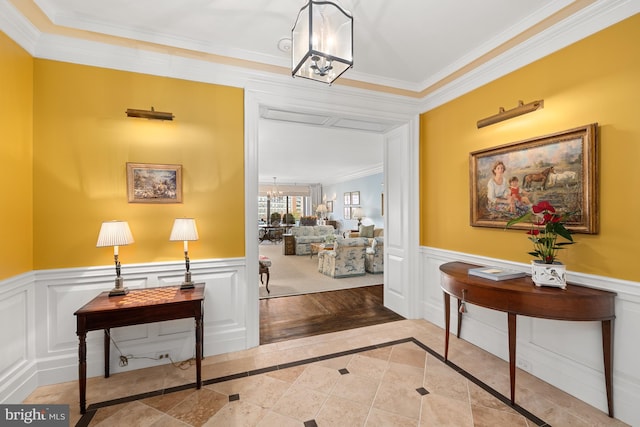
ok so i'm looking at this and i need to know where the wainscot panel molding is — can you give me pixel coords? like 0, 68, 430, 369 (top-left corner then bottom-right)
0, 257, 249, 405
0, 272, 37, 405
419, 246, 640, 426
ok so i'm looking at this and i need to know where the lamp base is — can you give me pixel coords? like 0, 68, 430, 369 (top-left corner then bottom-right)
180, 281, 195, 290
180, 271, 194, 290
108, 277, 129, 297
108, 287, 129, 297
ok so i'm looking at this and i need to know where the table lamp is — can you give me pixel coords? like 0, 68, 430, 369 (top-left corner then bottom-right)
316, 204, 328, 225
170, 218, 199, 289
96, 220, 135, 297
352, 207, 365, 227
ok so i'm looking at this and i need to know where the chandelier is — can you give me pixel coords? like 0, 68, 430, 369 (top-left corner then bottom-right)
291, 0, 353, 84
267, 177, 283, 199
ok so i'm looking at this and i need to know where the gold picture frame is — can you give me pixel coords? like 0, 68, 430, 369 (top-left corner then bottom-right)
470, 123, 598, 233
126, 162, 183, 203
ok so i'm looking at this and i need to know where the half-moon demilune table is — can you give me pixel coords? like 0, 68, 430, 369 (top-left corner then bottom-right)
439, 261, 616, 417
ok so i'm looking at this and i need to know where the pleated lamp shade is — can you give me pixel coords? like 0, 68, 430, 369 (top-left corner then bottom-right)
170, 218, 199, 242
96, 221, 135, 248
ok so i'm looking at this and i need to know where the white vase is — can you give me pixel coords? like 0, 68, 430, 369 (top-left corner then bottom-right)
530, 260, 567, 289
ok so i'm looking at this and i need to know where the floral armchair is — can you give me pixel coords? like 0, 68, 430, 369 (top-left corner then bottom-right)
365, 237, 384, 274
318, 237, 368, 278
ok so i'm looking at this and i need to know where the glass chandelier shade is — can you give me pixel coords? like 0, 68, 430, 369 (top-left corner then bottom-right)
292, 0, 353, 84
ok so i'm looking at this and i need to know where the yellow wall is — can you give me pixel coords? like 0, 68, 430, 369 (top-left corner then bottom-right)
32, 61, 244, 269
0, 32, 33, 279
420, 14, 640, 281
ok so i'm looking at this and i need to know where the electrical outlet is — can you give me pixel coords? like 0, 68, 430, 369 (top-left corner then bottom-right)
155, 352, 170, 360
516, 358, 532, 372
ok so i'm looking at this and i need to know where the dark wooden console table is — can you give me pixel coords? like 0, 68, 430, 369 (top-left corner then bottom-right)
439, 261, 616, 417
74, 284, 205, 414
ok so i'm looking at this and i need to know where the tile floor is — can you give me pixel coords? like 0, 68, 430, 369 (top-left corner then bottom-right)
24, 319, 627, 427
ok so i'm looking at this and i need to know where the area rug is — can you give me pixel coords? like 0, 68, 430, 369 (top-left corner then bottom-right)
258, 242, 383, 299
76, 337, 548, 426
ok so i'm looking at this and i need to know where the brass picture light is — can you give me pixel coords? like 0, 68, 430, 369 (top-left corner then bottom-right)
126, 106, 174, 121
477, 99, 543, 128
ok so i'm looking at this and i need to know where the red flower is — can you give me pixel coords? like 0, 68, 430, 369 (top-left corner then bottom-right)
532, 200, 555, 214
505, 200, 575, 264
547, 214, 561, 223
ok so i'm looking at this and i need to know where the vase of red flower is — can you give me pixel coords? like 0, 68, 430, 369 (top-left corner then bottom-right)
530, 260, 567, 288
506, 200, 575, 288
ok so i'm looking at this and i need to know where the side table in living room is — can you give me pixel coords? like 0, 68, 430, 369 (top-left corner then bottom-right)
283, 234, 295, 255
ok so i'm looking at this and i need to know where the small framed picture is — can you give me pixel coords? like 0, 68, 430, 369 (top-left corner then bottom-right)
344, 192, 351, 205
344, 206, 351, 219
351, 191, 360, 205
326, 200, 334, 212
126, 162, 183, 203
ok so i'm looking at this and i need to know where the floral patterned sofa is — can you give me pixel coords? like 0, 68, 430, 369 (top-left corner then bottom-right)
290, 225, 335, 255
317, 237, 368, 278
365, 236, 384, 274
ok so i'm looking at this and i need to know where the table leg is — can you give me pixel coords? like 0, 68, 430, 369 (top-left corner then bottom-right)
78, 332, 87, 414
456, 299, 462, 338
443, 292, 450, 361
508, 313, 517, 405
195, 307, 203, 389
602, 319, 614, 417
104, 329, 110, 378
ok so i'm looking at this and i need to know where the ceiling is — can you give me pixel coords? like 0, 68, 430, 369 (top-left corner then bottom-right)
14, 0, 595, 93
4, 0, 634, 184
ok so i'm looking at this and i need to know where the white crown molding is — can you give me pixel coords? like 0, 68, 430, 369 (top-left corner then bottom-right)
419, 0, 640, 112
1, 0, 638, 114
0, 0, 39, 54
321, 163, 384, 186
416, 0, 575, 93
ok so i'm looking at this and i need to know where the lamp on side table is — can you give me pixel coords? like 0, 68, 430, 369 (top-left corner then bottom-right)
96, 220, 135, 297
170, 218, 199, 290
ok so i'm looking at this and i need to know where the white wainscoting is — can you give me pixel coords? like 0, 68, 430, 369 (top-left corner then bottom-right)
3, 249, 638, 426
0, 257, 249, 405
419, 247, 640, 427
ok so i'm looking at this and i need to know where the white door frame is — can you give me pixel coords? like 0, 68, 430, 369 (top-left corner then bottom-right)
244, 80, 420, 347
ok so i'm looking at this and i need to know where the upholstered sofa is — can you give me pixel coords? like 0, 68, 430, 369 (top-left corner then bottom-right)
290, 225, 335, 255
348, 225, 383, 242
317, 237, 368, 278
365, 236, 384, 274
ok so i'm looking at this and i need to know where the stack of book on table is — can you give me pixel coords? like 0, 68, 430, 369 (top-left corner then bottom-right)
468, 266, 526, 281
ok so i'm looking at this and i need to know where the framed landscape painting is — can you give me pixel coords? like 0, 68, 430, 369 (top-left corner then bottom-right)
469, 123, 598, 233
127, 163, 183, 203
